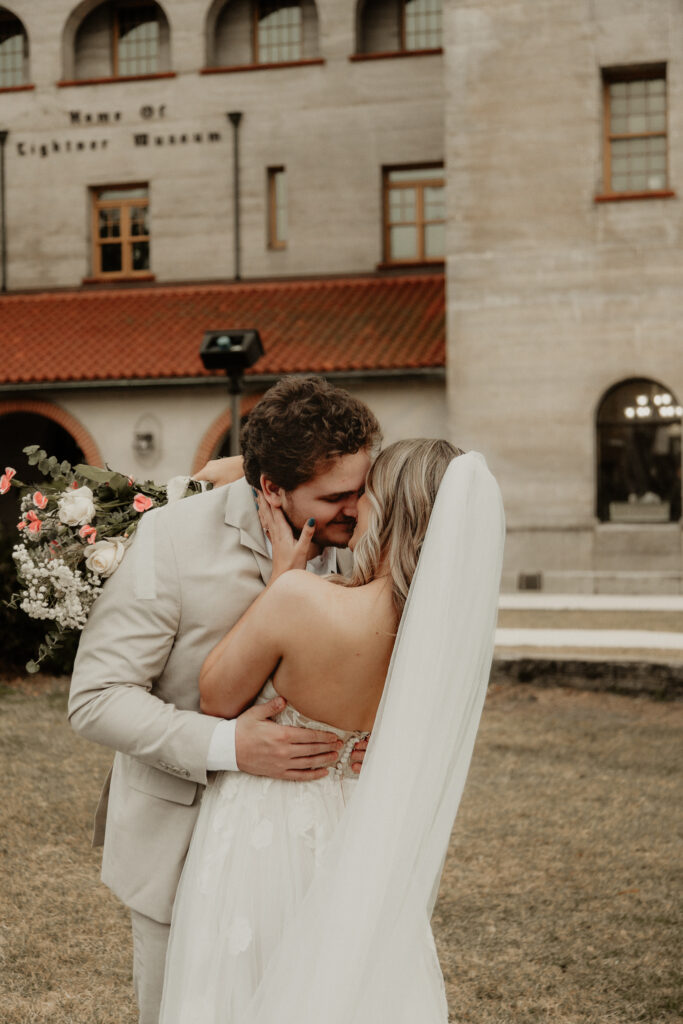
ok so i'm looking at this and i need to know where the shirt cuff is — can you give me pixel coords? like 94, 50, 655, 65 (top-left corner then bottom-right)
206, 718, 239, 772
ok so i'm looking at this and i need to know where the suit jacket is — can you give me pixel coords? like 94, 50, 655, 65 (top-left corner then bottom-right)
68, 477, 351, 924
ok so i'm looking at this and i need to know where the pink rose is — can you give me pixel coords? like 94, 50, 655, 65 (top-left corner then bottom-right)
0, 467, 16, 494
26, 511, 41, 534
33, 491, 48, 510
79, 524, 98, 545
17, 521, 26, 531
133, 493, 153, 513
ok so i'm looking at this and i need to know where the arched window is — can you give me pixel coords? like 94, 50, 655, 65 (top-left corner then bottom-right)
72, 1, 170, 81
208, 0, 319, 68
357, 0, 441, 56
596, 378, 682, 523
0, 7, 28, 87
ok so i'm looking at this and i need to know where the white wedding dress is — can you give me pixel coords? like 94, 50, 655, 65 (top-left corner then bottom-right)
160, 681, 448, 1024
159, 452, 505, 1024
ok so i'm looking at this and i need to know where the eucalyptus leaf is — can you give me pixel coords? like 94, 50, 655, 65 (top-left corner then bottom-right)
74, 465, 129, 490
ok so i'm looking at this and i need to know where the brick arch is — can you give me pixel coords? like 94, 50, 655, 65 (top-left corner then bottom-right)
192, 392, 264, 474
0, 398, 103, 466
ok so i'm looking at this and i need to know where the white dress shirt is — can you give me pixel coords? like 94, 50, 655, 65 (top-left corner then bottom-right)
206, 543, 338, 771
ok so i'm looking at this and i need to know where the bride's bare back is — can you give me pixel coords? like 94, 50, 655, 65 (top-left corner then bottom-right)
271, 571, 397, 732
200, 569, 397, 733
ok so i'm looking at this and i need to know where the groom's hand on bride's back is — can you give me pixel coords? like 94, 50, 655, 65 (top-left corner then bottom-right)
234, 696, 343, 779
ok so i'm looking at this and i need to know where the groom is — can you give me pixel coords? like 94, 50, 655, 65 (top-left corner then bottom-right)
68, 375, 381, 1024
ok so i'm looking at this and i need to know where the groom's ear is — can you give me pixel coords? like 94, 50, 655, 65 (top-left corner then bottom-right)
260, 474, 285, 508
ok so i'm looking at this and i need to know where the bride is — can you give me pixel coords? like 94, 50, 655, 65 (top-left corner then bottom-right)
160, 439, 505, 1024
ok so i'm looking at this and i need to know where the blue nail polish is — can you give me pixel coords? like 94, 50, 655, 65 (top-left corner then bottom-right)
307, 517, 315, 527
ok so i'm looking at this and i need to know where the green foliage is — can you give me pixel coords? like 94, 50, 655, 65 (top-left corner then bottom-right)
73, 464, 132, 492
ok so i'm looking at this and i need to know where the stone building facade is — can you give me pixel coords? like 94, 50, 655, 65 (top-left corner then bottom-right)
1, 0, 681, 592
0, 0, 447, 499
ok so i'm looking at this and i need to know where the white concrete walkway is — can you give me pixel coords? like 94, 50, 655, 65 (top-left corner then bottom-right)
495, 593, 682, 662
495, 627, 683, 651
499, 594, 683, 612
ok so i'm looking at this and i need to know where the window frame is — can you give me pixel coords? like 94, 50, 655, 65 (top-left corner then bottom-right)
400, 0, 442, 53
382, 162, 445, 266
253, 1, 303, 66
599, 64, 673, 201
0, 9, 28, 89
595, 377, 682, 524
267, 166, 287, 250
112, 0, 160, 78
91, 184, 151, 281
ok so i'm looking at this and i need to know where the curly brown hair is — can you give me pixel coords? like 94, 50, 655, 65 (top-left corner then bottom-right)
241, 376, 382, 491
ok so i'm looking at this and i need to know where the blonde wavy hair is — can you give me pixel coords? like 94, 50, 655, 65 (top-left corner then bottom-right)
334, 438, 464, 617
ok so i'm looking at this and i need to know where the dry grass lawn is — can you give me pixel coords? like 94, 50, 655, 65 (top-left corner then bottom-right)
0, 676, 680, 1024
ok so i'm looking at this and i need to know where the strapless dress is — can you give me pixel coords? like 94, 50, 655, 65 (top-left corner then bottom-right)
159, 680, 372, 1024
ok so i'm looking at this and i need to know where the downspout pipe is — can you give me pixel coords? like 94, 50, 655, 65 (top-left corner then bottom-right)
227, 112, 243, 281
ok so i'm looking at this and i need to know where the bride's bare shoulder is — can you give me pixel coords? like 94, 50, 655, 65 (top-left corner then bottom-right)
267, 569, 337, 604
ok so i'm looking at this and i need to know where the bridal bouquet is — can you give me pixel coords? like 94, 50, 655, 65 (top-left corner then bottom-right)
1, 446, 206, 673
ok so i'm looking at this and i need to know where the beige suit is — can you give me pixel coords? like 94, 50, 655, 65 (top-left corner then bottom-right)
70, 478, 282, 923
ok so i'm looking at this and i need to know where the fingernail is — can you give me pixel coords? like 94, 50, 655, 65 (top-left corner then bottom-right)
307, 517, 315, 526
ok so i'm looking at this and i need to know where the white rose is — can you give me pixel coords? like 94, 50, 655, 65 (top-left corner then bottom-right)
58, 486, 96, 526
84, 538, 127, 577
166, 475, 191, 503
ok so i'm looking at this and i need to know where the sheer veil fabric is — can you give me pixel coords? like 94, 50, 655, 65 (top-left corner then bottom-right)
241, 450, 506, 1023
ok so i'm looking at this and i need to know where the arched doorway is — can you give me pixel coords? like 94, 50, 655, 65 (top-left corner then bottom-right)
192, 393, 264, 476
0, 401, 101, 529
596, 378, 682, 523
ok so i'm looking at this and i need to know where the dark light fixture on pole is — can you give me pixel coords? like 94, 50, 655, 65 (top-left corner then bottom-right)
200, 329, 264, 456
227, 111, 243, 281
0, 130, 8, 293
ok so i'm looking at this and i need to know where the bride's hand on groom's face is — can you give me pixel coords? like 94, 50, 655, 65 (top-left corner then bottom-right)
234, 696, 343, 779
257, 495, 317, 583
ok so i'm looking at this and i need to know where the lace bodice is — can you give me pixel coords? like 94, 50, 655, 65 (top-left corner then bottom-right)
255, 680, 370, 781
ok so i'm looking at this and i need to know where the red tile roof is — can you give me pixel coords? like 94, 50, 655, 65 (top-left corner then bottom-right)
0, 274, 445, 385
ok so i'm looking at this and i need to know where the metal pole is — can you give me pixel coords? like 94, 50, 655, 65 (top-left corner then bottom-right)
227, 112, 242, 281
228, 373, 243, 456
0, 130, 8, 294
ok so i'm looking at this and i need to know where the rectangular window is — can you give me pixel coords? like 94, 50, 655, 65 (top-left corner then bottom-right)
114, 4, 159, 76
403, 0, 442, 51
92, 185, 150, 279
267, 167, 287, 249
383, 165, 444, 264
255, 2, 302, 64
602, 66, 668, 196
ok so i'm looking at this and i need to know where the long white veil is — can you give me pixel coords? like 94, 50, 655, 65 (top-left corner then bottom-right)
244, 450, 506, 1023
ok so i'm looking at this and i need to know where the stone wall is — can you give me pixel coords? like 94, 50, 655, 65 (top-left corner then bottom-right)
1, 0, 444, 288
445, 0, 683, 592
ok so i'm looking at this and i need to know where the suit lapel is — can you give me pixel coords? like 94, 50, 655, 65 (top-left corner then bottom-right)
224, 478, 272, 586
